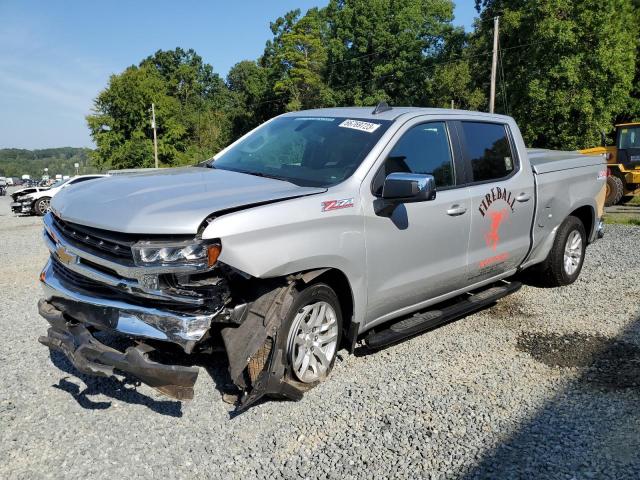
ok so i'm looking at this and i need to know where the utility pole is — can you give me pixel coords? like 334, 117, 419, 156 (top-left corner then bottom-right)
151, 103, 159, 168
489, 16, 500, 114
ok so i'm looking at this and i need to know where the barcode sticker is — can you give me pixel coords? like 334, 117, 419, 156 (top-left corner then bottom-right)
338, 119, 381, 133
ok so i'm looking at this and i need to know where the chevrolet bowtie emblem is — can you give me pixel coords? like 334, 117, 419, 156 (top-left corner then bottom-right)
55, 245, 74, 265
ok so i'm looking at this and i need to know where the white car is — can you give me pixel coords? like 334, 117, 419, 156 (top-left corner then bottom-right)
14, 175, 107, 216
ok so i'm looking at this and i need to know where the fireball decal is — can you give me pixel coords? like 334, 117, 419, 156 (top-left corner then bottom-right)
485, 208, 509, 251
478, 187, 516, 251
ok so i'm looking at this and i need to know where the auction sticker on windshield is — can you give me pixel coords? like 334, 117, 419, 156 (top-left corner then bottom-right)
339, 119, 381, 133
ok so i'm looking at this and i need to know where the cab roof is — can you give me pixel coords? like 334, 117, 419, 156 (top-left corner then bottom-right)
282, 106, 513, 123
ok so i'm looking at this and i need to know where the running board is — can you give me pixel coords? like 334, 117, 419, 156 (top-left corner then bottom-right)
365, 281, 522, 350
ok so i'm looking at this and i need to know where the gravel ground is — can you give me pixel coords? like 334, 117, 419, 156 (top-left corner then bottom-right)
0, 187, 639, 479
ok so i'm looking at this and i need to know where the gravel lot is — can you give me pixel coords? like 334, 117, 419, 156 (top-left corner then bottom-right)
1, 187, 639, 479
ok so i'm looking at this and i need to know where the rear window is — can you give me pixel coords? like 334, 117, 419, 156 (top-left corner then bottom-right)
460, 122, 516, 183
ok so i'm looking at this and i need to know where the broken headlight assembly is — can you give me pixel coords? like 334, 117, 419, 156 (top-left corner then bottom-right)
132, 239, 221, 269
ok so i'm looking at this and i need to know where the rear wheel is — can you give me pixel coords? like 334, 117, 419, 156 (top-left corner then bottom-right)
34, 197, 51, 216
538, 216, 586, 287
605, 175, 624, 207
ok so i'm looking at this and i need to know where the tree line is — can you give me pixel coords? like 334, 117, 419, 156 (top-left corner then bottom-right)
87, 0, 640, 170
0, 148, 94, 178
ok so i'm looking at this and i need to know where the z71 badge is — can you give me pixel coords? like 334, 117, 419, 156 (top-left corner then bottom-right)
321, 198, 354, 212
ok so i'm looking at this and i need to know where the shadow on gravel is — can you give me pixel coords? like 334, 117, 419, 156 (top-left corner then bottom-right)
49, 350, 184, 417
46, 329, 242, 415
463, 313, 640, 479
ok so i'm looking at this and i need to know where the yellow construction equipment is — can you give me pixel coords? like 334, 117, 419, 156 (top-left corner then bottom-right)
580, 122, 640, 206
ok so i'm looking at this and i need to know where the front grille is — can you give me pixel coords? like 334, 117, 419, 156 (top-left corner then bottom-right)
50, 257, 212, 311
51, 257, 115, 296
52, 215, 135, 261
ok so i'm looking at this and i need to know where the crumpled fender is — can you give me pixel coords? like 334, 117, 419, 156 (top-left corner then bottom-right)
220, 279, 306, 411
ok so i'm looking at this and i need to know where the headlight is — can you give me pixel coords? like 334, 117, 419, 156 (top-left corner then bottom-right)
132, 239, 221, 268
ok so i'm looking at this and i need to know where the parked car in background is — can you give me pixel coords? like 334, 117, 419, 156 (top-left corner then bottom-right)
10, 186, 50, 209
11, 175, 107, 216
0, 177, 7, 196
37, 106, 606, 409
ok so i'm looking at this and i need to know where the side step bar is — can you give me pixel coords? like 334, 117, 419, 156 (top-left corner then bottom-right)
365, 281, 522, 350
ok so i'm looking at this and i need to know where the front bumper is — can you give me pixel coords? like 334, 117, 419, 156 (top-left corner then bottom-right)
38, 300, 199, 400
40, 259, 222, 352
10, 201, 31, 214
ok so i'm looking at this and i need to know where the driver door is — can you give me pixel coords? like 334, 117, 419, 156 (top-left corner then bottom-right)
362, 119, 471, 324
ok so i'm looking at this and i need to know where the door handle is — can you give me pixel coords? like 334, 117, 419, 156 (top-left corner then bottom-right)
516, 193, 531, 202
446, 205, 467, 216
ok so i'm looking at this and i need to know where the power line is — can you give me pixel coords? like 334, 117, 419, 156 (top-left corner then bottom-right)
237, 37, 558, 112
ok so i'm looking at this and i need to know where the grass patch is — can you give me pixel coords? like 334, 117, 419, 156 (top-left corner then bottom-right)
603, 215, 640, 226
625, 195, 640, 206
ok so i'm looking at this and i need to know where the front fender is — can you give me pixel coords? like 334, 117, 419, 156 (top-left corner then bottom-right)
202, 193, 368, 328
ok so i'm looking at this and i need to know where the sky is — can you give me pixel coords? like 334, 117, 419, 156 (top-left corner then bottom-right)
0, 1, 478, 149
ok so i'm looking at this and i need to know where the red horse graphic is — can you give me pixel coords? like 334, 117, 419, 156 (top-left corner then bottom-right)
485, 208, 509, 251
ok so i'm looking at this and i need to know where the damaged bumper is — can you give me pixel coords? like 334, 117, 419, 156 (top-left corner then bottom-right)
40, 259, 221, 352
38, 300, 199, 400
11, 200, 31, 214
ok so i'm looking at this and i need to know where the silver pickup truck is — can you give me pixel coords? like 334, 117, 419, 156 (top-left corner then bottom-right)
38, 106, 606, 409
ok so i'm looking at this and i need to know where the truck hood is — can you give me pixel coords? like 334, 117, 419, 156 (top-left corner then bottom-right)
51, 167, 326, 234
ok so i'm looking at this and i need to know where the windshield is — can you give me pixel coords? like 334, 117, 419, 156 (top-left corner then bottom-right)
618, 126, 640, 149
210, 116, 392, 187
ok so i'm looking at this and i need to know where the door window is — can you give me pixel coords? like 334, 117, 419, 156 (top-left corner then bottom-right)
460, 122, 516, 183
373, 122, 454, 194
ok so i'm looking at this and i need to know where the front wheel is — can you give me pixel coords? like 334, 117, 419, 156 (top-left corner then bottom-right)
34, 197, 51, 216
282, 284, 342, 384
538, 216, 586, 287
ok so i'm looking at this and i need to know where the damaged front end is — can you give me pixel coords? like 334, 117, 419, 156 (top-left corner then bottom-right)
38, 300, 200, 400
38, 212, 302, 409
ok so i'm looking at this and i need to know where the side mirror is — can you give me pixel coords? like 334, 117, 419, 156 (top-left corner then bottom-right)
382, 172, 436, 203
600, 130, 607, 147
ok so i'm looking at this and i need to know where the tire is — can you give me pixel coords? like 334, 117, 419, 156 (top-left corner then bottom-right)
34, 197, 51, 216
605, 175, 624, 207
278, 283, 343, 385
538, 216, 586, 287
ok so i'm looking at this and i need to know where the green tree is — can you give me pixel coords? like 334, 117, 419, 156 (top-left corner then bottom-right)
262, 8, 335, 112
324, 0, 459, 106
471, 0, 638, 149
88, 48, 233, 170
227, 60, 269, 133
426, 28, 485, 110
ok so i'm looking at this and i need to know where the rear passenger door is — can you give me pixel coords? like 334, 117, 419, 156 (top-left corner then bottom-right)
455, 121, 535, 283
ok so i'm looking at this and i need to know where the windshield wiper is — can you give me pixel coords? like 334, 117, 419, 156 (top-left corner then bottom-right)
234, 169, 288, 182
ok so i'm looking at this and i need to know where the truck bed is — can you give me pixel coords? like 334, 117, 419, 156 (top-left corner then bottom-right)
527, 148, 604, 174
523, 148, 606, 270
